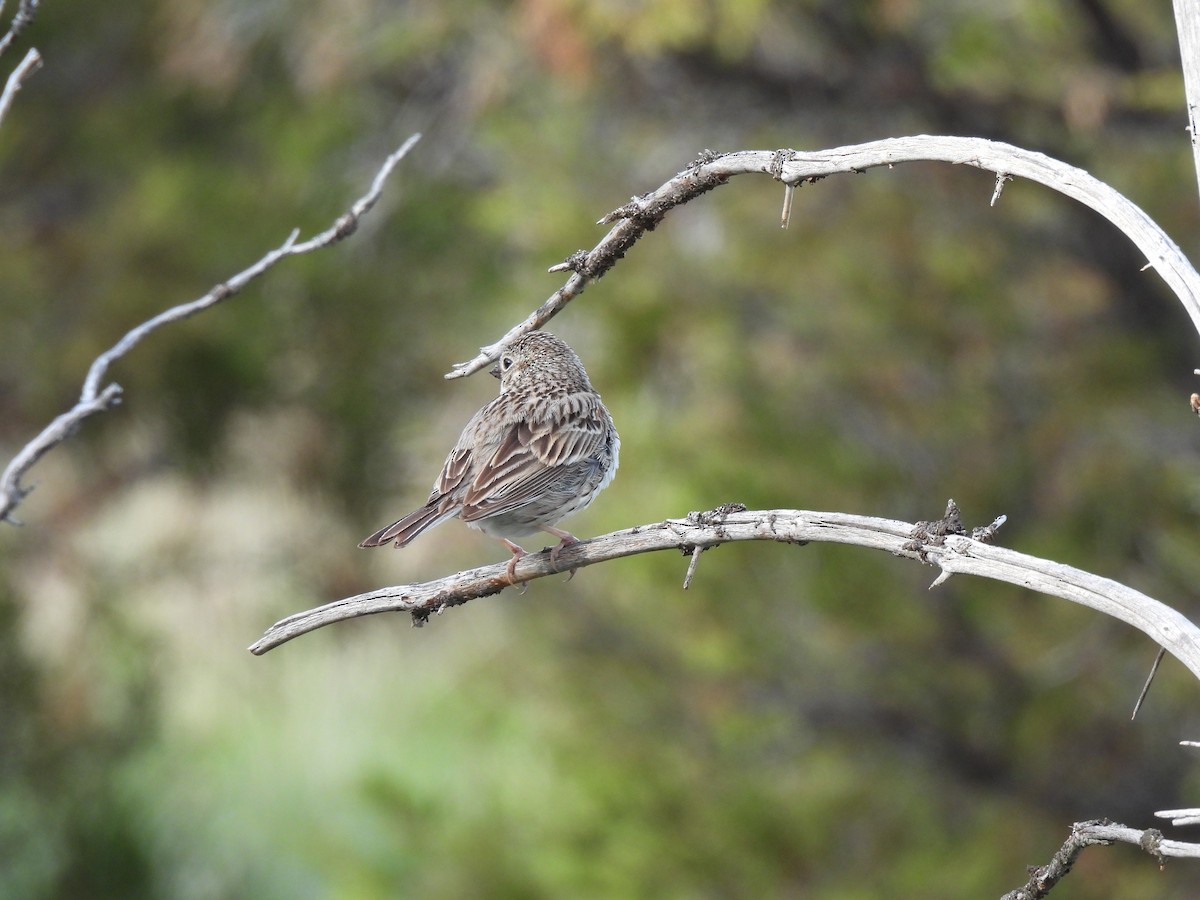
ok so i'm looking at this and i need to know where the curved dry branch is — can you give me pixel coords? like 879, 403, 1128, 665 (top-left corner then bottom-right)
1174, 0, 1200, 201
0, 134, 422, 525
447, 136, 1200, 378
1001, 819, 1200, 899
250, 504, 1200, 675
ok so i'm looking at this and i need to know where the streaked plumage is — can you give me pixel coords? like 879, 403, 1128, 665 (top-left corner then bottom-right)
359, 332, 619, 581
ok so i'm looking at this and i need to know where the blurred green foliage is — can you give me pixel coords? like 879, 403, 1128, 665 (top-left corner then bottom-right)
2, 0, 1200, 896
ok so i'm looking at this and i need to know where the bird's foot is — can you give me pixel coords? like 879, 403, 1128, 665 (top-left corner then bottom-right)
502, 539, 529, 590
545, 528, 580, 579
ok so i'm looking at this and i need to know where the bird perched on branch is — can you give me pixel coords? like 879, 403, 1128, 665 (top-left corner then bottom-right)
359, 331, 619, 582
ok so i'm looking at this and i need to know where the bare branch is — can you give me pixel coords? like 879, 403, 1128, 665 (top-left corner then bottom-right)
447, 137, 1200, 379
0, 45, 39, 127
1173, 0, 1200, 203
1157, 807, 1200, 827
1131, 646, 1167, 720
1001, 820, 1200, 899
779, 182, 795, 228
250, 505, 1200, 670
0, 0, 38, 60
0, 134, 422, 525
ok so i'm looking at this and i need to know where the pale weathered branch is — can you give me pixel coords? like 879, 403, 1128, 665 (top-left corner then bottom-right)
0, 133, 422, 524
0, 0, 41, 129
1001, 819, 1200, 899
1158, 807, 1200, 828
250, 505, 1200, 670
0, 45, 39, 127
1174, 0, 1200, 203
447, 137, 1200, 378
0, 0, 39, 61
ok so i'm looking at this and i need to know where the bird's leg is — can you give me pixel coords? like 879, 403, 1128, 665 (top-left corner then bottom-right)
542, 526, 580, 578
500, 538, 529, 588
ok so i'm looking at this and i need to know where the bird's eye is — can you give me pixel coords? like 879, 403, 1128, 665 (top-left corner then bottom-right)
500, 356, 514, 371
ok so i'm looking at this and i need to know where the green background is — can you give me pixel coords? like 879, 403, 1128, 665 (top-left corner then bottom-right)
2, 0, 1199, 896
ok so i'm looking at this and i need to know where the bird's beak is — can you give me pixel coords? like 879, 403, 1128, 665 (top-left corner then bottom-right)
489, 364, 501, 379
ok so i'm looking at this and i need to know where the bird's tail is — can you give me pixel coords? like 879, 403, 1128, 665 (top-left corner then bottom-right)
358, 502, 454, 549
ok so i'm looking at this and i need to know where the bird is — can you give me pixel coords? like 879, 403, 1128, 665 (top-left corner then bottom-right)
359, 331, 619, 582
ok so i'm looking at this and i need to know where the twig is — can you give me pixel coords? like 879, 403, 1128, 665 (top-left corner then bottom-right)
0, 45, 39, 128
682, 545, 704, 588
1157, 807, 1200, 827
1131, 646, 1167, 720
991, 172, 1012, 207
447, 137, 1200, 379
780, 183, 795, 228
0, 134, 422, 524
0, 0, 38, 60
250, 504, 1200, 667
1000, 820, 1200, 899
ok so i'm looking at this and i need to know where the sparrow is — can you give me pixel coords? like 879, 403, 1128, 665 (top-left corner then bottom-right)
360, 331, 619, 582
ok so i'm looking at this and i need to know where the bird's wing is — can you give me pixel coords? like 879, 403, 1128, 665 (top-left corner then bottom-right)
459, 394, 610, 522
431, 446, 473, 501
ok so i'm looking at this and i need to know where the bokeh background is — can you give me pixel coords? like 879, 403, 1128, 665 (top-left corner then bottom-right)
2, 0, 1199, 896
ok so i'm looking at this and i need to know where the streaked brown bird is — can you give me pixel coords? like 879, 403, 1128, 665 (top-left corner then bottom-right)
359, 331, 619, 581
